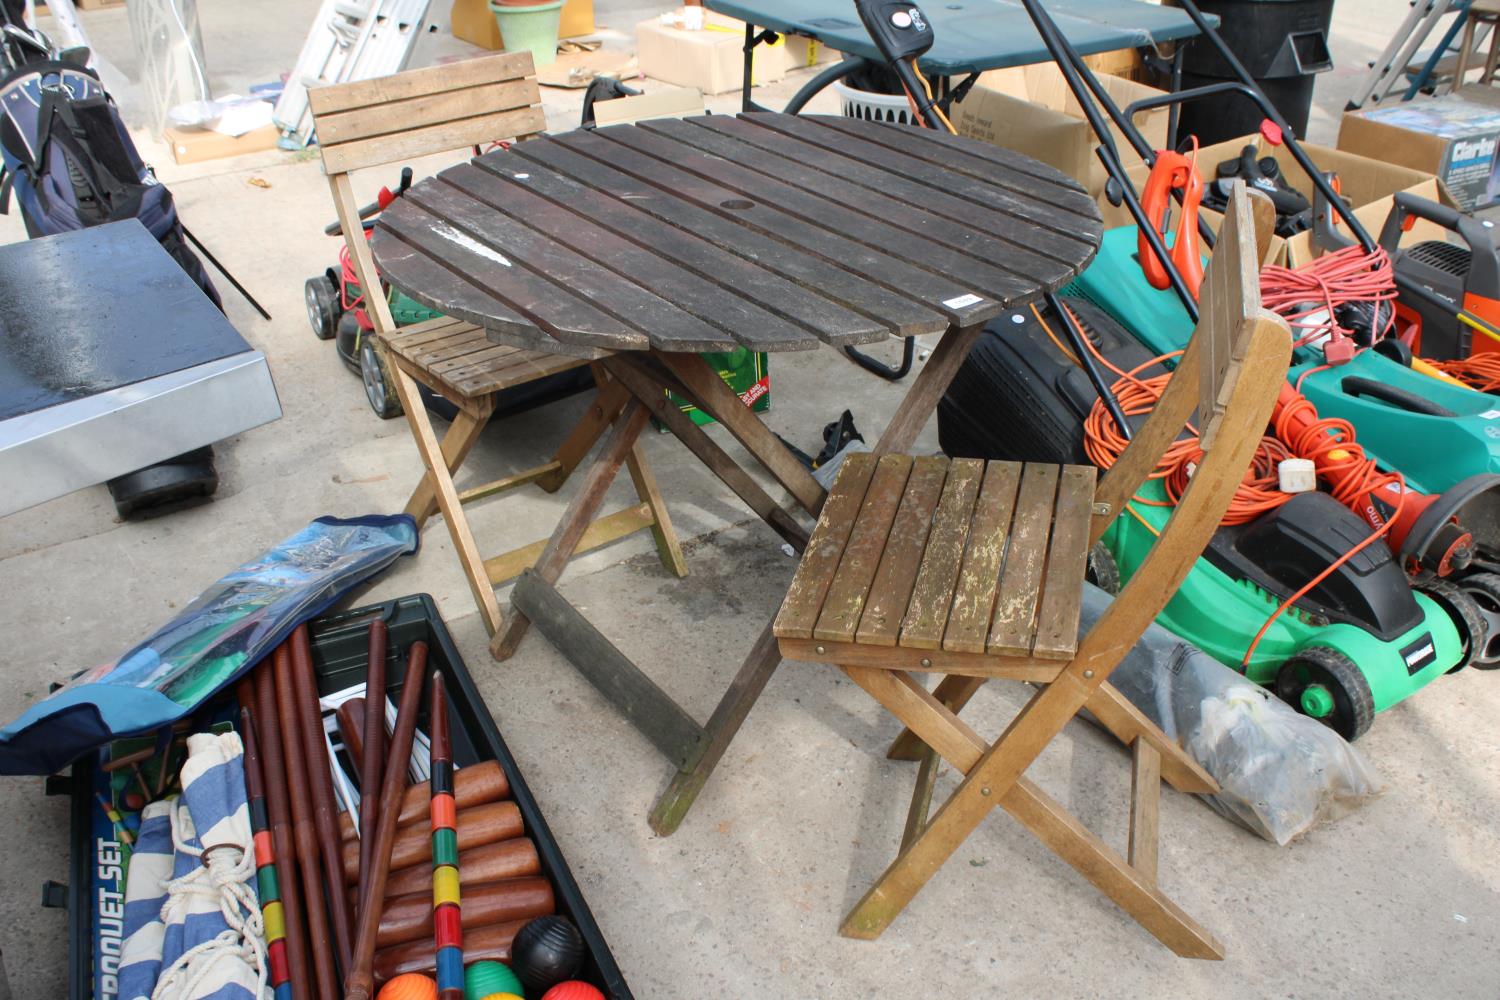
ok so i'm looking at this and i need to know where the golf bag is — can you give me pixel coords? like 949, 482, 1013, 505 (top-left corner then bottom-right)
0, 59, 221, 307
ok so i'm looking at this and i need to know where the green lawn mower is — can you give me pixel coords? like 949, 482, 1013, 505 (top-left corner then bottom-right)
1068, 225, 1500, 671
938, 298, 1480, 740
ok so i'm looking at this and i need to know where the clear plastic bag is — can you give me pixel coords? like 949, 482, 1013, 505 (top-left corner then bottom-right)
1083, 585, 1384, 844
0, 515, 416, 775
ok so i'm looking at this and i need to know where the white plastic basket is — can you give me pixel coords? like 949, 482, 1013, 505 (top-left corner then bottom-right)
832, 79, 918, 125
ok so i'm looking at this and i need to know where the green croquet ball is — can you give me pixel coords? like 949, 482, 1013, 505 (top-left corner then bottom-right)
465, 961, 524, 1000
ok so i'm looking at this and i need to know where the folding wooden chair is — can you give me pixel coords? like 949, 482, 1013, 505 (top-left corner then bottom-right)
773, 185, 1291, 957
309, 52, 686, 637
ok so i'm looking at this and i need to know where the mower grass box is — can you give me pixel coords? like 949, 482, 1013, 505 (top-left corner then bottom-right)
52, 595, 633, 1000
953, 63, 1170, 200
1339, 84, 1500, 213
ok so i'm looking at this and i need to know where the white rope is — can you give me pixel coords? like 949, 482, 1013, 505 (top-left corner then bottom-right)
151, 800, 270, 1000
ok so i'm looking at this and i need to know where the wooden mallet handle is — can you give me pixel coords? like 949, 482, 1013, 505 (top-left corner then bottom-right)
344, 641, 427, 1000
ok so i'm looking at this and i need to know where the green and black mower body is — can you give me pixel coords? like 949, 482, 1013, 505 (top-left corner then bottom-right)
937, 299, 1480, 739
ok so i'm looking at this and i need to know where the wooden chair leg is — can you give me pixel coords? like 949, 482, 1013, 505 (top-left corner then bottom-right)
1128, 739, 1161, 885
840, 666, 1222, 957
537, 366, 630, 494
390, 365, 503, 635
625, 441, 689, 579
1483, 17, 1500, 84
1084, 684, 1217, 795
404, 395, 496, 528
1456, 15, 1478, 88
887, 675, 984, 761
490, 400, 651, 662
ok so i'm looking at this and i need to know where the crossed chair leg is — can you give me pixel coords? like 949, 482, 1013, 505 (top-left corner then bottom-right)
838, 665, 1224, 959
390, 360, 686, 642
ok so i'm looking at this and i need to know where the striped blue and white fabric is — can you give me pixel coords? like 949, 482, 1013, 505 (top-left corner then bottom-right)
117, 732, 269, 1000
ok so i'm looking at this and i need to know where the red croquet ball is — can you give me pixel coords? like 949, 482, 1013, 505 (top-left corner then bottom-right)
378, 973, 438, 1000
541, 983, 605, 1000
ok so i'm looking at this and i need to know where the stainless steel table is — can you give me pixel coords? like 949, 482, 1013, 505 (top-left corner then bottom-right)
0, 220, 282, 516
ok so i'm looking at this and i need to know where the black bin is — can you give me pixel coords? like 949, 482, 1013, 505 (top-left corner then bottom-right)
1175, 0, 1335, 145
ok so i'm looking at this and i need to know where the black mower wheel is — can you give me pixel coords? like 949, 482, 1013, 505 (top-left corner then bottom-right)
1086, 542, 1121, 595
1275, 646, 1375, 741
304, 274, 340, 341
360, 337, 403, 419
1456, 572, 1500, 669
334, 312, 362, 375
1418, 577, 1487, 673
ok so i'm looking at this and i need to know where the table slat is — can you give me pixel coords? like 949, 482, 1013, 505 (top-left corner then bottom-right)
780, 116, 1103, 254
715, 115, 1094, 274
528, 132, 987, 329
593, 125, 1035, 311
369, 227, 608, 360
378, 199, 647, 351
543, 131, 947, 340
806, 114, 1104, 224
439, 164, 819, 352
408, 176, 741, 352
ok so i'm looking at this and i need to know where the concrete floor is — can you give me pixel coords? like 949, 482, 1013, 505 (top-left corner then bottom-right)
3, 1, 1500, 997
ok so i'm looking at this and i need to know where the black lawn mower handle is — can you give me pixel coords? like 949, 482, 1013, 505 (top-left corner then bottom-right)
1340, 376, 1458, 417
1380, 192, 1500, 300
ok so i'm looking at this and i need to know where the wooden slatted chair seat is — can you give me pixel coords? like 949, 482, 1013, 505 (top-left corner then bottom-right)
772, 184, 1294, 958
777, 456, 1095, 671
309, 52, 686, 641
386, 317, 589, 400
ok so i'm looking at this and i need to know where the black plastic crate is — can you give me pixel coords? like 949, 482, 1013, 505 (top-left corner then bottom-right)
52, 593, 631, 1000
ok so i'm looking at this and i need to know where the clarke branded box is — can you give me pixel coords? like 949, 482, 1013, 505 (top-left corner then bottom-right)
1339, 85, 1500, 212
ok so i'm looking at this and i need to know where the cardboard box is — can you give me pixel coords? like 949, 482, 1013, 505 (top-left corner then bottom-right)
1338, 84, 1500, 212
592, 86, 703, 126
953, 63, 1169, 200
162, 123, 280, 165
451, 0, 595, 51
1093, 133, 1443, 268
1082, 46, 1151, 85
636, 9, 836, 95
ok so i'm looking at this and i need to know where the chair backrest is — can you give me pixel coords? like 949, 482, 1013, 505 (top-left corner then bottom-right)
308, 51, 545, 334
1078, 182, 1291, 666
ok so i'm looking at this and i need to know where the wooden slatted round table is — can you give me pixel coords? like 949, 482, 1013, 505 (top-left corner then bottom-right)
372, 111, 1101, 834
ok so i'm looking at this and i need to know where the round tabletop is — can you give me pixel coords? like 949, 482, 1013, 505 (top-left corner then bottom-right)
371, 112, 1102, 356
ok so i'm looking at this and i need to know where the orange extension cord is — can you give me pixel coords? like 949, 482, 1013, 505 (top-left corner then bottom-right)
1433, 353, 1500, 392
1259, 245, 1398, 350
1042, 282, 1409, 666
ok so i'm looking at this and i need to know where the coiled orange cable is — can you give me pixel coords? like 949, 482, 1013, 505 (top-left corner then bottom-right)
1048, 299, 1409, 666
1431, 352, 1500, 392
